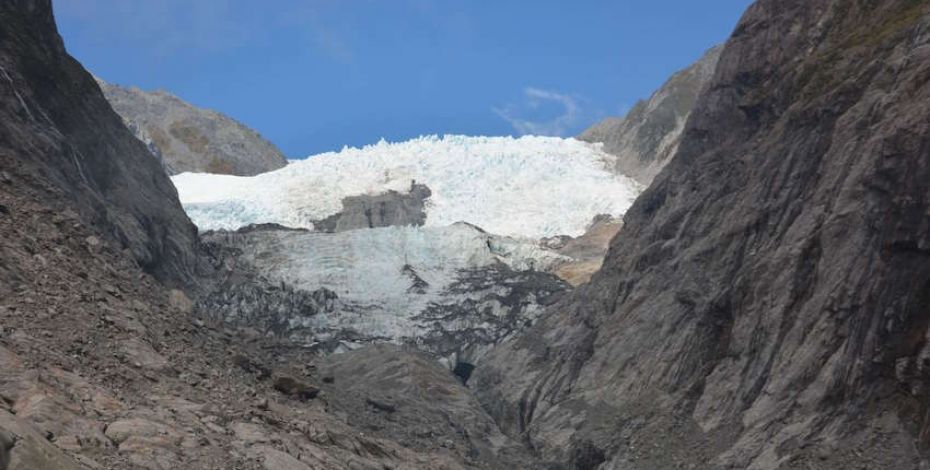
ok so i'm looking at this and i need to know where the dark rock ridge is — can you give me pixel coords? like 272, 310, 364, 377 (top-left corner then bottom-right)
0, 0, 198, 284
312, 182, 432, 232
579, 45, 721, 185
96, 78, 288, 176
475, 1, 930, 468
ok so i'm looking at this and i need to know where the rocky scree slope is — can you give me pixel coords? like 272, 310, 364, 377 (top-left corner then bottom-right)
97, 78, 288, 176
579, 45, 721, 185
475, 0, 930, 468
0, 1, 537, 468
0, 181, 530, 469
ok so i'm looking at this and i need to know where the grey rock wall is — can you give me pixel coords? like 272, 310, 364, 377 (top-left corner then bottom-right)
476, 1, 930, 468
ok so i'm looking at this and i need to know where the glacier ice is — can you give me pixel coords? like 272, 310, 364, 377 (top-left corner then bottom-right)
172, 135, 643, 239
203, 223, 570, 363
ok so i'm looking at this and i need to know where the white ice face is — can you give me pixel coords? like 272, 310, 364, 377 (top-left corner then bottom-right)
222, 223, 568, 344
171, 135, 642, 239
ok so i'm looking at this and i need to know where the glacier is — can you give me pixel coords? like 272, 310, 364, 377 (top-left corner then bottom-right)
172, 135, 642, 239
198, 223, 570, 366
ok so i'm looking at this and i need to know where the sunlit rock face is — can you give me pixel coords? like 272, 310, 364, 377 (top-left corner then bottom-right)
97, 78, 288, 176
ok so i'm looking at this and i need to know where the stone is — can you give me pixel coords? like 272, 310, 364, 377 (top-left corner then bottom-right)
0, 429, 13, 470
104, 418, 176, 446
578, 46, 722, 185
167, 289, 193, 314
119, 339, 168, 371
272, 376, 319, 402
250, 445, 312, 470
311, 182, 432, 233
0, 411, 83, 470
365, 398, 396, 414
230, 422, 270, 444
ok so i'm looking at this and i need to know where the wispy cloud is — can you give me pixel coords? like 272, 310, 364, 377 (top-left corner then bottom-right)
494, 87, 582, 137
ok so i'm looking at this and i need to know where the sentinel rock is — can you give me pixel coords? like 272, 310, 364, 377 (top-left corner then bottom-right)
475, 0, 930, 468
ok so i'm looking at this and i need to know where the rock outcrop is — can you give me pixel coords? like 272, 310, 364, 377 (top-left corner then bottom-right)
544, 214, 623, 286
579, 45, 721, 185
312, 182, 432, 232
0, 0, 198, 284
96, 78, 288, 176
476, 1, 930, 468
0, 428, 12, 470
318, 345, 536, 468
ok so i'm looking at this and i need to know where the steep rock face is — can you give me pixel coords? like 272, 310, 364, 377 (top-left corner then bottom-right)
475, 1, 930, 468
0, 0, 198, 284
97, 78, 288, 176
579, 45, 721, 185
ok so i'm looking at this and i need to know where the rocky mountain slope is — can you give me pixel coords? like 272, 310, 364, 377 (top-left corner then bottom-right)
96, 78, 288, 176
0, 1, 535, 469
475, 0, 930, 468
579, 45, 722, 185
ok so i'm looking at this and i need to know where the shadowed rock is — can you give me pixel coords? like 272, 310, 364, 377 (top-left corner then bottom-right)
0, 0, 199, 284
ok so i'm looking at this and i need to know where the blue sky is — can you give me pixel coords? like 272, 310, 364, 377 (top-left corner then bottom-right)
53, 0, 753, 157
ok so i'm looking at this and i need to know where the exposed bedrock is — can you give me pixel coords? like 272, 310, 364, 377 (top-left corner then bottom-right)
312, 182, 432, 232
